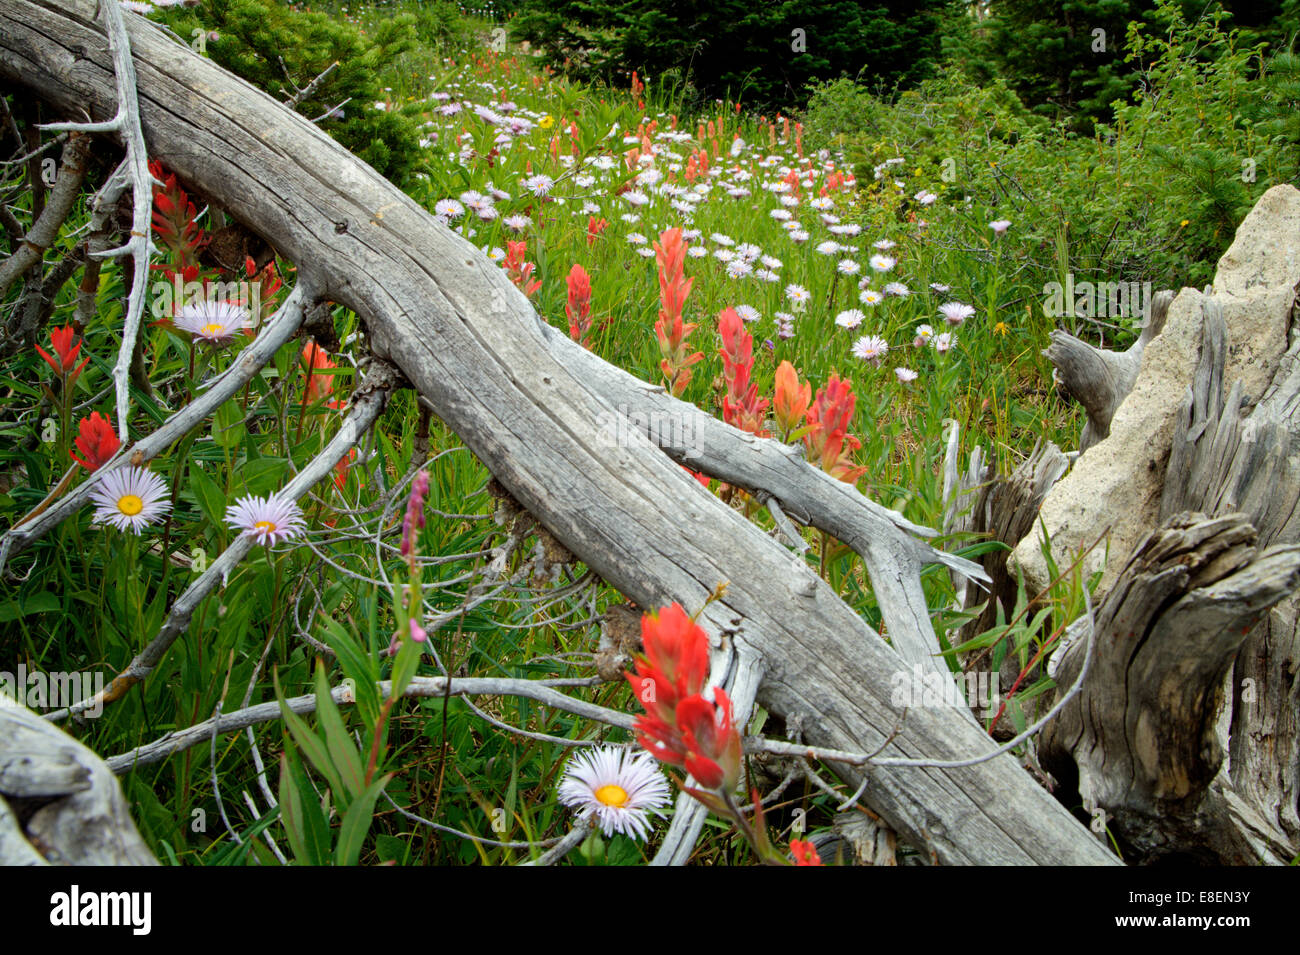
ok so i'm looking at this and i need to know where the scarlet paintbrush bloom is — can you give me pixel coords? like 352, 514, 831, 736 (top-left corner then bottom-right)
674, 688, 742, 790
149, 160, 205, 271
36, 326, 89, 388
502, 240, 541, 298
625, 603, 742, 792
653, 229, 702, 396
565, 263, 592, 347
301, 340, 343, 408
790, 839, 824, 866
586, 215, 608, 246
718, 307, 769, 436
772, 360, 810, 437
804, 373, 866, 483
70, 411, 120, 471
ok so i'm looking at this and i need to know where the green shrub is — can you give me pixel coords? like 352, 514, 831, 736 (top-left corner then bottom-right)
157, 0, 428, 186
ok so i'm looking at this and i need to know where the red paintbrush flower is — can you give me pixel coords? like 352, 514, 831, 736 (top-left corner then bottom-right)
625, 603, 743, 792
565, 263, 592, 346
653, 228, 702, 396
790, 839, 824, 866
70, 411, 120, 471
35, 326, 89, 388
718, 307, 769, 436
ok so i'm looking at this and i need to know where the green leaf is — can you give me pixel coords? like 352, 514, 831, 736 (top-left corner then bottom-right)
279, 747, 332, 865
334, 774, 391, 867
212, 400, 246, 449
318, 615, 381, 727
274, 669, 344, 797
187, 464, 226, 527
0, 591, 61, 624
314, 662, 366, 806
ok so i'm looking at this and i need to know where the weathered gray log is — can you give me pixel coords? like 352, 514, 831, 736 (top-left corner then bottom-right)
1039, 511, 1300, 863
1046, 290, 1173, 452
1159, 292, 1300, 855
0, 0, 1117, 864
0, 697, 158, 864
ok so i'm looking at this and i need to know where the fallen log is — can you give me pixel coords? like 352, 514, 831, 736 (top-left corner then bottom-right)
0, 697, 158, 865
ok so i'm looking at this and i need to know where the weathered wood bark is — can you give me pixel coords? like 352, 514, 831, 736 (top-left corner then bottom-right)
1039, 302, 1300, 864
1160, 294, 1300, 856
1039, 512, 1300, 863
0, 698, 158, 864
1046, 290, 1173, 451
0, 0, 1118, 864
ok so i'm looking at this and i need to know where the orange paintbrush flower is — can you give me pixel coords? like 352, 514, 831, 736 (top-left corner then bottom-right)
652, 228, 702, 396
565, 263, 592, 347
772, 361, 810, 437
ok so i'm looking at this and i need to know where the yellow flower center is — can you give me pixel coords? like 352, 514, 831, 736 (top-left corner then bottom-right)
594, 784, 629, 808
117, 494, 143, 516
202, 323, 226, 337
254, 520, 277, 535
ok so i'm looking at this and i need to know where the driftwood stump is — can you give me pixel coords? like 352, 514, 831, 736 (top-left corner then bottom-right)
0, 698, 158, 865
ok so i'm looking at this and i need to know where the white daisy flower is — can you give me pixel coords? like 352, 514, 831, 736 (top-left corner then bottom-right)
521, 174, 554, 196
623, 190, 650, 207
895, 367, 918, 383
853, 334, 889, 364
859, 289, 884, 306
89, 467, 170, 534
557, 747, 671, 841
990, 219, 1012, 235
873, 239, 897, 251
784, 284, 811, 307
939, 302, 976, 326
736, 243, 762, 262
434, 198, 465, 220
760, 255, 783, 270
769, 209, 793, 222
687, 245, 709, 258
710, 233, 735, 247
226, 494, 307, 547
913, 323, 935, 347
735, 304, 760, 322
869, 254, 896, 272
837, 259, 861, 275
884, 282, 910, 297
933, 331, 956, 353
788, 229, 810, 243
815, 240, 841, 256
835, 308, 865, 329
726, 259, 753, 279
755, 268, 780, 282
626, 232, 648, 245
930, 283, 951, 293
914, 190, 938, 206
503, 214, 531, 233
713, 248, 736, 262
174, 301, 253, 346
